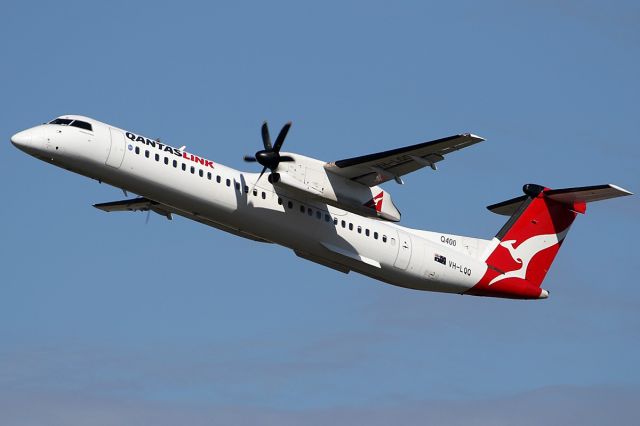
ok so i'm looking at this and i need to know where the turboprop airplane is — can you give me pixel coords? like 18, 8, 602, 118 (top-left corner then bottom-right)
10, 115, 632, 300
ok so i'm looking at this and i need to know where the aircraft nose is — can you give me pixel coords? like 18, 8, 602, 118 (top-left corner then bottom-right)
10, 127, 46, 153
10, 129, 33, 148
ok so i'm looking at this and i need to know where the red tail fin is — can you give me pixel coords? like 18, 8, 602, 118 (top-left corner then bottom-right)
467, 183, 631, 299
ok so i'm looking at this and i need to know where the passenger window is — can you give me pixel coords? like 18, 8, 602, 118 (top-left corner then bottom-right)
288, 201, 293, 209
173, 159, 177, 168
190, 166, 195, 174
349, 223, 353, 231
341, 220, 346, 228
365, 229, 370, 237
374, 232, 379, 240
307, 207, 313, 216
278, 197, 283, 205
244, 185, 249, 193
357, 226, 362, 234
235, 182, 240, 191
199, 169, 203, 177
325, 214, 330, 222
316, 211, 321, 220
182, 163, 186, 171
164, 157, 169, 165
145, 150, 149, 158
155, 153, 160, 161
135, 147, 140, 155
382, 235, 387, 243
226, 179, 231, 187
300, 205, 305, 213
216, 175, 221, 183
253, 189, 258, 196
207, 172, 212, 180
262, 191, 266, 199
333, 217, 338, 225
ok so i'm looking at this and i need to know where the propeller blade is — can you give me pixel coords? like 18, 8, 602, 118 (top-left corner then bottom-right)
243, 155, 257, 162
256, 166, 268, 183
261, 122, 272, 150
145, 210, 151, 225
272, 122, 292, 153
279, 155, 294, 162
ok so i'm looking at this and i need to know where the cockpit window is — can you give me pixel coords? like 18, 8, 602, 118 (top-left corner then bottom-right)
48, 118, 93, 131
49, 118, 73, 125
70, 120, 93, 131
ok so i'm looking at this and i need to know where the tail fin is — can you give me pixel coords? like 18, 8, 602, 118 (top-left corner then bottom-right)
467, 184, 632, 300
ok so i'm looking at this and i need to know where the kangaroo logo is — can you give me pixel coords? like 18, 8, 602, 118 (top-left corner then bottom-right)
488, 227, 570, 286
364, 192, 384, 212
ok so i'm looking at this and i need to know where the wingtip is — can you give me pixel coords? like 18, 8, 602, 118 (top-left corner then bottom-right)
608, 184, 633, 196
461, 133, 485, 141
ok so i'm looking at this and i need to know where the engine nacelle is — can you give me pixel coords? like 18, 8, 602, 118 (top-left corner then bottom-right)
269, 170, 401, 222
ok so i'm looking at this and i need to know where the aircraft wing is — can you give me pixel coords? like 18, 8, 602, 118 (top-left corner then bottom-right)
94, 197, 173, 220
324, 133, 484, 186
94, 197, 272, 243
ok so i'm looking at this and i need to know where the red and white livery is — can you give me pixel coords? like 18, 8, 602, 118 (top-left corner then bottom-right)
11, 115, 632, 300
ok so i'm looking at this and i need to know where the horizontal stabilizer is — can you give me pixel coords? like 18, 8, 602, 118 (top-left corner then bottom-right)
545, 184, 633, 204
486, 195, 527, 216
471, 182, 632, 299
487, 184, 632, 216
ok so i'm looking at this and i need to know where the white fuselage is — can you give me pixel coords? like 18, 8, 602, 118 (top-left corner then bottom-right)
11, 116, 492, 295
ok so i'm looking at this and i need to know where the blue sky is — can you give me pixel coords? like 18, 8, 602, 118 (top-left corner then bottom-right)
1, 0, 639, 424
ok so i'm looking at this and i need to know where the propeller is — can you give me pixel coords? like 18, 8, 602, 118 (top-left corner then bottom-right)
243, 121, 294, 182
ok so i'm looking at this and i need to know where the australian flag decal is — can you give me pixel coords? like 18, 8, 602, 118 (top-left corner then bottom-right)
434, 254, 446, 265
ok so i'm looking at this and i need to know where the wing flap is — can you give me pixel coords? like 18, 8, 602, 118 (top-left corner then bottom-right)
295, 250, 350, 274
94, 197, 173, 220
320, 242, 381, 268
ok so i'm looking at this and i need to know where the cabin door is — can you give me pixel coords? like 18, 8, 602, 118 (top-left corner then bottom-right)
394, 230, 412, 269
106, 128, 126, 168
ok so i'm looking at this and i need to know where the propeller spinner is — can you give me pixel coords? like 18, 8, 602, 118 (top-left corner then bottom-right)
244, 121, 294, 181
